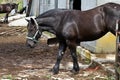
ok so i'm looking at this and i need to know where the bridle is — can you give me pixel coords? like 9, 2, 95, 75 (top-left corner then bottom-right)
26, 18, 42, 43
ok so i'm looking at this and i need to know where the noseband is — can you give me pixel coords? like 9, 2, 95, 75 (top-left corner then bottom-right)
26, 18, 41, 43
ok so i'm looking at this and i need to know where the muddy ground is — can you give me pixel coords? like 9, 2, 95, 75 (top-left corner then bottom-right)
0, 25, 114, 80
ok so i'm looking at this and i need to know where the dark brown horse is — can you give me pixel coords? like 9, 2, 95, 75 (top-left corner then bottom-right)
26, 2, 120, 74
0, 3, 18, 23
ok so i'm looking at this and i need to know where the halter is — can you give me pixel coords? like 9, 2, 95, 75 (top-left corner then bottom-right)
26, 18, 41, 43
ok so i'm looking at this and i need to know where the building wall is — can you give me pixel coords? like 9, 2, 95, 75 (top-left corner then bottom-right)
30, 0, 69, 16
81, 0, 97, 11
97, 0, 120, 6
58, 0, 69, 9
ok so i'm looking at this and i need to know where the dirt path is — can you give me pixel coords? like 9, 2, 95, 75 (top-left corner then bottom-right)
0, 26, 112, 80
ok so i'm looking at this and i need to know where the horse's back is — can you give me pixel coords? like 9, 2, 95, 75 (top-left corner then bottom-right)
36, 8, 107, 41
0, 3, 11, 13
37, 9, 71, 18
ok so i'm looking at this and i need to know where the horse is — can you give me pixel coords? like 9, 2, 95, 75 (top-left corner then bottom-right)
0, 3, 18, 23
26, 2, 120, 74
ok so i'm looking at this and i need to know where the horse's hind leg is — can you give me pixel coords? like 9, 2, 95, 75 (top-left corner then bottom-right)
67, 40, 80, 74
52, 41, 67, 74
4, 13, 9, 23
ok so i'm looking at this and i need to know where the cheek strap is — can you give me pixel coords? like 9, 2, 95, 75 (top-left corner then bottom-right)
26, 30, 41, 43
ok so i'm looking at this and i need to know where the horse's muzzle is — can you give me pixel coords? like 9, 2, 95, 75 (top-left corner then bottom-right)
26, 39, 36, 48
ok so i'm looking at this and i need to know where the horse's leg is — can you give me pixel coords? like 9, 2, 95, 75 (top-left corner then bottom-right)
4, 13, 9, 23
67, 40, 80, 74
52, 41, 67, 74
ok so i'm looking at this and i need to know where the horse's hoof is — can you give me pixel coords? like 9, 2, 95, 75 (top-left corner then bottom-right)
70, 69, 79, 74
3, 21, 8, 24
49, 68, 59, 75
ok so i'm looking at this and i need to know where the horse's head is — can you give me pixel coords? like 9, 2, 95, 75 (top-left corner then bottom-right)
26, 18, 42, 48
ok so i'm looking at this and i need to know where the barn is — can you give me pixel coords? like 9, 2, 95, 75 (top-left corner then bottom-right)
25, 0, 120, 53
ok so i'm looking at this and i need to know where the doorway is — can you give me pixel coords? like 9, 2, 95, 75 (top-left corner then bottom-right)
73, 0, 81, 10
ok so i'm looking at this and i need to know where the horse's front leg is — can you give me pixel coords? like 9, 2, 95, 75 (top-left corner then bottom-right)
67, 40, 80, 74
52, 41, 67, 74
4, 13, 9, 23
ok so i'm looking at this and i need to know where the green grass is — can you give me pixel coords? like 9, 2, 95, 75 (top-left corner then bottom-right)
17, 0, 23, 11
0, 0, 3, 3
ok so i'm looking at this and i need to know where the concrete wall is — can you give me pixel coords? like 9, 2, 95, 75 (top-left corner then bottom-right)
96, 33, 116, 53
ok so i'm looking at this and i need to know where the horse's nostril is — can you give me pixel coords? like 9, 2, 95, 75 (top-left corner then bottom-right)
26, 40, 36, 48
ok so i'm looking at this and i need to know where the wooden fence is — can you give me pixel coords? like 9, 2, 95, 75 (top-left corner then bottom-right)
116, 20, 120, 80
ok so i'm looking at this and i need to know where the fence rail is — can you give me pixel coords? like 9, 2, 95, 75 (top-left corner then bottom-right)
116, 20, 120, 80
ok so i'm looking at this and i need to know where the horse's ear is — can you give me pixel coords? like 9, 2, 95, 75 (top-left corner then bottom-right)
30, 18, 35, 24
30, 18, 38, 26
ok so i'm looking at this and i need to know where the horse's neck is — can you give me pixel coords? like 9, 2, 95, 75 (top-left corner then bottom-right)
37, 18, 56, 34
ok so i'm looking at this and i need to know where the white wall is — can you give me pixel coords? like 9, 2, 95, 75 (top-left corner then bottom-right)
81, 0, 97, 11
97, 0, 120, 6
58, 0, 68, 9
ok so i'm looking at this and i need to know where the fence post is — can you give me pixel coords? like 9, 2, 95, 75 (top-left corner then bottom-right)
116, 20, 120, 80
55, 0, 58, 9
26, 0, 32, 17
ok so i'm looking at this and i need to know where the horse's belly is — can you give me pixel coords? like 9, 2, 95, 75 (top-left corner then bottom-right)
79, 32, 107, 41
